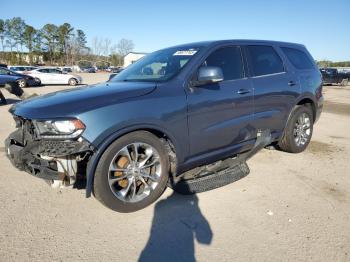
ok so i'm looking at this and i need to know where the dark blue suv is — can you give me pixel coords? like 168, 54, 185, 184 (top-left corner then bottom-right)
5, 40, 323, 212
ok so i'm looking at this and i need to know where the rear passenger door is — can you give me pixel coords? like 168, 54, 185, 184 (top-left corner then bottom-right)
244, 45, 300, 136
49, 69, 65, 84
186, 46, 255, 157
36, 69, 52, 84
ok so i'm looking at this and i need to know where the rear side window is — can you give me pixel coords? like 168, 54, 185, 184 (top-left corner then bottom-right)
246, 45, 284, 76
204, 46, 244, 80
281, 47, 314, 70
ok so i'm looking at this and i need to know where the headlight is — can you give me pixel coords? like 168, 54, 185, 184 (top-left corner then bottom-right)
33, 119, 85, 139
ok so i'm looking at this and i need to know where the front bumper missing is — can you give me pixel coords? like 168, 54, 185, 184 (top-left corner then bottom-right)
5, 128, 93, 181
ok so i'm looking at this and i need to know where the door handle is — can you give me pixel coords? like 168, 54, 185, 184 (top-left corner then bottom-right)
237, 89, 251, 95
288, 81, 297, 86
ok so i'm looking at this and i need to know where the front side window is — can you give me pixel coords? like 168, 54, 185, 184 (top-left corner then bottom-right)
246, 45, 284, 76
38, 69, 49, 73
204, 46, 244, 80
281, 47, 314, 70
112, 46, 202, 82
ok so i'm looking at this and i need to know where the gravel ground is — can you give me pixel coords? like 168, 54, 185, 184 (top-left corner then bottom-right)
0, 73, 349, 262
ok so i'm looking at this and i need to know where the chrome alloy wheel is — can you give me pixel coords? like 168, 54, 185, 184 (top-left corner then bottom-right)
293, 113, 311, 146
108, 143, 162, 203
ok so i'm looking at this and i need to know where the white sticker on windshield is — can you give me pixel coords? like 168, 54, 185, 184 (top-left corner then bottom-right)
173, 50, 197, 56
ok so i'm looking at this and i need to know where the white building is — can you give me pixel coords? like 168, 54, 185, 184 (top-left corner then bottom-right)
123, 52, 147, 68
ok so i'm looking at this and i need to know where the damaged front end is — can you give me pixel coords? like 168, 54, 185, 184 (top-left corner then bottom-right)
5, 115, 94, 188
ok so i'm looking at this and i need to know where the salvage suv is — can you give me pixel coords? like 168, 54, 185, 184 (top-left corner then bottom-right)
5, 40, 323, 212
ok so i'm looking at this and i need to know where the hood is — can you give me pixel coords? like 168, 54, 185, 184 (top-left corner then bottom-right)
10, 81, 156, 119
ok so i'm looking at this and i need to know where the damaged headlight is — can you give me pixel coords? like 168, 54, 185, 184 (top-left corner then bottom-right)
33, 119, 85, 139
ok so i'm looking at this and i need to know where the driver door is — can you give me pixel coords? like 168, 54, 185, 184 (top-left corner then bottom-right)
186, 46, 255, 157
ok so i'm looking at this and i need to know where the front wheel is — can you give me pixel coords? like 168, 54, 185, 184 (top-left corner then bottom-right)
279, 105, 314, 153
93, 131, 169, 212
34, 78, 41, 86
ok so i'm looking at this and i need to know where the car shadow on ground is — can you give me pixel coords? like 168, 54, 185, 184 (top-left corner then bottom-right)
138, 188, 213, 262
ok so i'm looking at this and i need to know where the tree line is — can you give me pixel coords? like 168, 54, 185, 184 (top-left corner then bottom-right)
0, 17, 134, 67
316, 60, 350, 68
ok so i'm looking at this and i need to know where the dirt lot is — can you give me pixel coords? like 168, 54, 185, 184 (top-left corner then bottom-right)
0, 73, 349, 262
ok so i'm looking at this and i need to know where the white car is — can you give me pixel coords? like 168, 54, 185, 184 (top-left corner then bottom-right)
27, 68, 82, 86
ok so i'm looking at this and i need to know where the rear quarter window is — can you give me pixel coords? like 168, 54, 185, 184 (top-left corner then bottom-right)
246, 45, 284, 76
281, 47, 315, 70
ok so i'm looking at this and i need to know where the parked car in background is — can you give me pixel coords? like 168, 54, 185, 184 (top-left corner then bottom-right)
61, 67, 73, 73
27, 67, 82, 85
0, 73, 23, 87
108, 67, 124, 81
5, 40, 323, 213
320, 68, 349, 86
0, 67, 40, 87
0, 64, 7, 68
8, 66, 38, 74
81, 67, 96, 73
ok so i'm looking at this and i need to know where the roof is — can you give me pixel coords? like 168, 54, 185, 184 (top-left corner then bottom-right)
171, 39, 305, 48
125, 39, 306, 57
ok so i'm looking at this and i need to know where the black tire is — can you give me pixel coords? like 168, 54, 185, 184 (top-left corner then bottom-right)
279, 105, 313, 153
34, 78, 41, 86
93, 131, 169, 212
68, 78, 78, 86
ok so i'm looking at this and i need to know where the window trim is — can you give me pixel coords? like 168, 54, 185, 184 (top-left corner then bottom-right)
280, 46, 315, 71
244, 45, 287, 78
192, 45, 247, 84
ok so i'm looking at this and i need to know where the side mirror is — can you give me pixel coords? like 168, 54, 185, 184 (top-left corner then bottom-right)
194, 66, 224, 86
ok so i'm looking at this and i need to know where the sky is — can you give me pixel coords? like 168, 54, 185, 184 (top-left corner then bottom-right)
1, 0, 349, 61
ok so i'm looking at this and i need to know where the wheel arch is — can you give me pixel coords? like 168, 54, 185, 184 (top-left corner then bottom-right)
280, 95, 316, 142
295, 96, 316, 122
85, 125, 179, 198
68, 77, 78, 84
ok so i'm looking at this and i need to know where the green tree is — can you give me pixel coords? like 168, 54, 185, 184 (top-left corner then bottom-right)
58, 23, 74, 64
0, 19, 5, 61
41, 24, 58, 64
0, 19, 5, 51
76, 29, 87, 49
23, 25, 38, 64
70, 29, 88, 64
7, 17, 26, 63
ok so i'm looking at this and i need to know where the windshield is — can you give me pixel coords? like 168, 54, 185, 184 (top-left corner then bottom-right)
111, 46, 201, 82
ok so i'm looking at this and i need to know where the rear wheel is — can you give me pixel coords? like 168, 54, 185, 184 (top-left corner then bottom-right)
279, 105, 313, 153
18, 79, 27, 88
93, 131, 169, 212
68, 78, 78, 86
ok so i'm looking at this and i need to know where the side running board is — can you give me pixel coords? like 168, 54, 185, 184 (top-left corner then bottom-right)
171, 129, 272, 194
